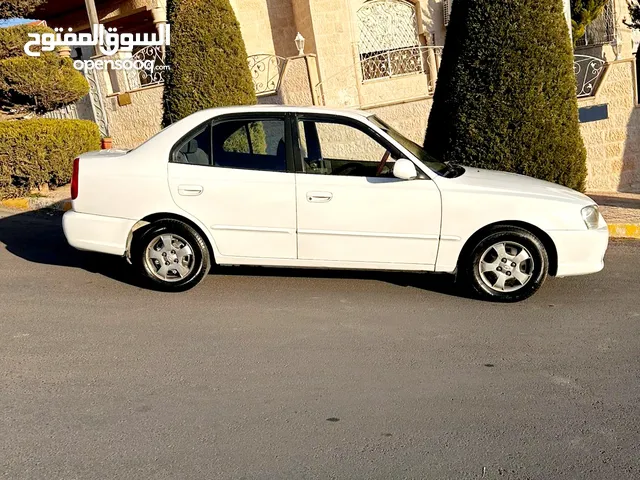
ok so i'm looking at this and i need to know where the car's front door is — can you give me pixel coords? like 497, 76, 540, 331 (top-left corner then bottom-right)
168, 114, 297, 260
293, 116, 442, 267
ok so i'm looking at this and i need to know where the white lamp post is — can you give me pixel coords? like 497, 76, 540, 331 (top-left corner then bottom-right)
295, 32, 305, 56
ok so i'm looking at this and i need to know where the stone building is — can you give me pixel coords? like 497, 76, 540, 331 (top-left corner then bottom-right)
34, 0, 639, 192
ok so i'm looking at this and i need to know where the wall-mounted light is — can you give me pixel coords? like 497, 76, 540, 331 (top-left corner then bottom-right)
295, 32, 305, 56
612, 32, 623, 61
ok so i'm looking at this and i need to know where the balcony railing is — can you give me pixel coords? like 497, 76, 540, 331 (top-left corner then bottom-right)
247, 54, 287, 96
316, 45, 444, 108
574, 54, 606, 98
125, 45, 167, 91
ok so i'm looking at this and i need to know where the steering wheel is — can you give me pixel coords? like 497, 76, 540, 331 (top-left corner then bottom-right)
332, 162, 368, 176
376, 150, 392, 177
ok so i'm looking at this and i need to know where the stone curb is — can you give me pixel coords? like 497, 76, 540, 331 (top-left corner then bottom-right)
0, 197, 72, 212
608, 224, 640, 239
1, 197, 639, 239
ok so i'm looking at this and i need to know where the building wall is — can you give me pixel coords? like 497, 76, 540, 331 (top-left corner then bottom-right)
292, 0, 318, 56
230, 0, 299, 58
229, 0, 277, 56
578, 59, 640, 192
366, 98, 434, 144
106, 85, 164, 150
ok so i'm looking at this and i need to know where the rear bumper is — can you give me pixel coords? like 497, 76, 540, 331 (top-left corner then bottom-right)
62, 211, 136, 256
549, 227, 609, 277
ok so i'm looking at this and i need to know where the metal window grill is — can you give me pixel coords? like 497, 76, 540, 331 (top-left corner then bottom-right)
247, 54, 287, 96
443, 0, 453, 27
357, 0, 422, 81
574, 54, 607, 97
575, 0, 616, 47
125, 45, 167, 90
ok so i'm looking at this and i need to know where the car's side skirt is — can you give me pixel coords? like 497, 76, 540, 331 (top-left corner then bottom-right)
215, 255, 436, 272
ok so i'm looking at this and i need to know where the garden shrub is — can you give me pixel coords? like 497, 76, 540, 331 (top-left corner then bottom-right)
162, 0, 257, 127
0, 55, 89, 113
0, 24, 89, 114
0, 24, 52, 60
0, 0, 46, 20
424, 0, 587, 191
0, 119, 101, 198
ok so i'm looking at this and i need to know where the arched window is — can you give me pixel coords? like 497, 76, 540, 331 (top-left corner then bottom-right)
357, 0, 422, 81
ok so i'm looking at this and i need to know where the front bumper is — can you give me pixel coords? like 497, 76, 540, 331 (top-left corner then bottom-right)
63, 210, 136, 256
549, 226, 609, 277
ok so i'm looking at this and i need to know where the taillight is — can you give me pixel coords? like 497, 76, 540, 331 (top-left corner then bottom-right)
71, 158, 79, 200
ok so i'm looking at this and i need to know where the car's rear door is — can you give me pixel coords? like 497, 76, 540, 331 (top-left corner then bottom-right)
167, 113, 298, 260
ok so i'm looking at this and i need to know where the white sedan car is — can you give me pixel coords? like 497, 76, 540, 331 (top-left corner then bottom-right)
63, 106, 608, 301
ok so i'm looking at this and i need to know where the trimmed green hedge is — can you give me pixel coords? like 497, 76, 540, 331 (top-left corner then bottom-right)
0, 25, 89, 114
0, 119, 101, 199
162, 0, 257, 127
425, 0, 587, 191
0, 56, 89, 113
0, 24, 53, 60
0, 0, 46, 21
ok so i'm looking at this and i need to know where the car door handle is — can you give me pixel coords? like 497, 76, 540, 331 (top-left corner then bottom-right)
307, 191, 333, 203
178, 185, 203, 196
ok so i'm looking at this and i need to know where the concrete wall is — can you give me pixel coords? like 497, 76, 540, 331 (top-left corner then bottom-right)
230, 0, 299, 58
229, 0, 277, 56
257, 55, 316, 106
106, 85, 164, 150
579, 59, 640, 192
366, 98, 434, 144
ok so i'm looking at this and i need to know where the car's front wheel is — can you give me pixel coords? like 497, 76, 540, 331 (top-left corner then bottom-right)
133, 220, 210, 292
461, 226, 549, 302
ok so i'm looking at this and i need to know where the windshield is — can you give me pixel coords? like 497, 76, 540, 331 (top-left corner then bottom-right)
368, 115, 449, 176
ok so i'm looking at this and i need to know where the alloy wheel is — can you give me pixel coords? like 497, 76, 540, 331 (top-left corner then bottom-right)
478, 241, 534, 293
144, 234, 195, 282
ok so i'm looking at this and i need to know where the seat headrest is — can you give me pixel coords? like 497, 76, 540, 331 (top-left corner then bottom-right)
185, 139, 199, 154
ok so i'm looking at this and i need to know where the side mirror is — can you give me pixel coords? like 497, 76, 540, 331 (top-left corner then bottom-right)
393, 158, 418, 180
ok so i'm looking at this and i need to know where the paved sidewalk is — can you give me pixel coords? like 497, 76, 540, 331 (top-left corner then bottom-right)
589, 191, 640, 238
0, 185, 71, 211
589, 191, 640, 223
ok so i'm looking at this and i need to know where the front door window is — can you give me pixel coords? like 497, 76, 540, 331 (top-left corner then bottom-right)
297, 120, 397, 177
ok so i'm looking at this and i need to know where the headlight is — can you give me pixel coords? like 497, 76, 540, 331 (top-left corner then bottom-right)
581, 205, 600, 230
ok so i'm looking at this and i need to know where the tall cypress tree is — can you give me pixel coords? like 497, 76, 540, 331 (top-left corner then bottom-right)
625, 0, 640, 29
162, 0, 257, 127
425, 0, 587, 191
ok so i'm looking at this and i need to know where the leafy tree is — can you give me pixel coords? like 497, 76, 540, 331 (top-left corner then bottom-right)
624, 0, 640, 29
425, 0, 587, 191
0, 0, 45, 20
162, 0, 257, 127
571, 0, 609, 42
0, 25, 89, 115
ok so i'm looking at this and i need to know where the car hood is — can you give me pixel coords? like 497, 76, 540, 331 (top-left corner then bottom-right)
443, 167, 595, 206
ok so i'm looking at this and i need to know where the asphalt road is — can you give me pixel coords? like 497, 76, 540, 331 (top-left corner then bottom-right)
1, 209, 639, 479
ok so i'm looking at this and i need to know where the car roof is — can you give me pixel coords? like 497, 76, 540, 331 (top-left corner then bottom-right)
199, 104, 372, 120
133, 105, 376, 155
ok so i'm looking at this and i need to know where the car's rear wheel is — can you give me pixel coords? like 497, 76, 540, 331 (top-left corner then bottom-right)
134, 220, 210, 292
461, 226, 548, 302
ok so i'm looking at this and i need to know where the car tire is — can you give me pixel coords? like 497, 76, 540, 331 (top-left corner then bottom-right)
460, 226, 549, 302
133, 219, 211, 292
